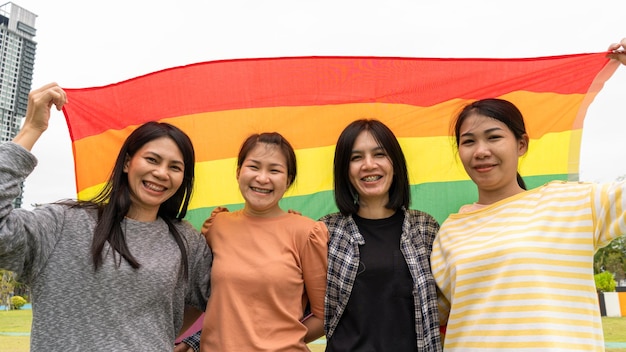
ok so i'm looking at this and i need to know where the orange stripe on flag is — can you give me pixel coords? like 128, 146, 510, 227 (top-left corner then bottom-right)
62, 54, 620, 224
63, 54, 614, 141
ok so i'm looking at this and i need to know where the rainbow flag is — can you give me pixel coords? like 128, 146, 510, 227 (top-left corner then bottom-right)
62, 54, 619, 229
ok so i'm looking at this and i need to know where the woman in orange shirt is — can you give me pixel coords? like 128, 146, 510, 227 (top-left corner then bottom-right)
196, 132, 328, 351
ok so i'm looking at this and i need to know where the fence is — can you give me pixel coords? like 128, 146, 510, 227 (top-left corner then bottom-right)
599, 288, 626, 317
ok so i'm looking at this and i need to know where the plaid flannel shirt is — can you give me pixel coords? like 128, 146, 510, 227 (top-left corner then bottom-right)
320, 207, 442, 351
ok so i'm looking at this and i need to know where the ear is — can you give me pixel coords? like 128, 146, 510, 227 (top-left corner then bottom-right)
123, 154, 130, 173
236, 167, 241, 180
518, 134, 529, 156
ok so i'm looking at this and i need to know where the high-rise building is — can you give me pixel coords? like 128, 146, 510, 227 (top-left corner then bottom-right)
0, 2, 36, 208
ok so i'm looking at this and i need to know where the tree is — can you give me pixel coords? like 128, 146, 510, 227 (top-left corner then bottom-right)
0, 270, 17, 309
594, 234, 626, 282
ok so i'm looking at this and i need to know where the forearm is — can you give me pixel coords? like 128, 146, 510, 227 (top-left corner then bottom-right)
302, 315, 324, 343
178, 305, 203, 338
12, 125, 44, 152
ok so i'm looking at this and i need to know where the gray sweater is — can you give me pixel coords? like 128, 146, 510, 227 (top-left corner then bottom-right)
0, 142, 212, 351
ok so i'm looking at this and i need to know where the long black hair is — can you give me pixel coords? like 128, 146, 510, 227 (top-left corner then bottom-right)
80, 121, 195, 278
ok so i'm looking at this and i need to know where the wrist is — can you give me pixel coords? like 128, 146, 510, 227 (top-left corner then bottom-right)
12, 125, 45, 151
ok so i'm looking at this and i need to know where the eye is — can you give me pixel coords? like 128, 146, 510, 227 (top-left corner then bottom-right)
488, 135, 503, 141
460, 138, 474, 145
170, 165, 183, 172
350, 154, 362, 162
375, 151, 387, 158
145, 156, 158, 163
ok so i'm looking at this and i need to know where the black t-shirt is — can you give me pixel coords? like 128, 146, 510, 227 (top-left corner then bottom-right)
326, 210, 417, 352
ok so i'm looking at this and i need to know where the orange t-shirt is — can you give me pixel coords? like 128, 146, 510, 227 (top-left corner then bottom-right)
200, 210, 328, 351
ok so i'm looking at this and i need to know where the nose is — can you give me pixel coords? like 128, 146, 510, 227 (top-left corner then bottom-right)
255, 170, 270, 183
473, 140, 491, 159
362, 154, 375, 169
152, 164, 169, 179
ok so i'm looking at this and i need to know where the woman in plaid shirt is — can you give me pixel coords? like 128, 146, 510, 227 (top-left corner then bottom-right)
320, 119, 442, 352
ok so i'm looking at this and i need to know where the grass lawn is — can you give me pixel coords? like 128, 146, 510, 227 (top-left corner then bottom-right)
603, 317, 626, 352
1, 310, 624, 352
0, 309, 31, 352
604, 317, 626, 342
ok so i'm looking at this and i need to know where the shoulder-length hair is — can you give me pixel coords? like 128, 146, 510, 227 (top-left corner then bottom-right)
85, 121, 195, 278
333, 119, 410, 215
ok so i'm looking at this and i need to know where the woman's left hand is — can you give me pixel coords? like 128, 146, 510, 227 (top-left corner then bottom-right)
607, 38, 626, 65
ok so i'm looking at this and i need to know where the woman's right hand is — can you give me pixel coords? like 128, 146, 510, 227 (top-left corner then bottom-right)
201, 206, 229, 236
13, 82, 67, 151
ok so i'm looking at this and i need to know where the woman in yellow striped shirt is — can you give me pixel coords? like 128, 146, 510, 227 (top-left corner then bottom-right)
430, 39, 626, 352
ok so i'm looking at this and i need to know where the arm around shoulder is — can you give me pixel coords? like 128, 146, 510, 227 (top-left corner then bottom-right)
407, 209, 440, 242
301, 221, 329, 329
302, 314, 325, 343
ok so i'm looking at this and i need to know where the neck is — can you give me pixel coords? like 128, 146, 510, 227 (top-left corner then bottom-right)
243, 204, 285, 218
356, 194, 395, 219
125, 206, 158, 222
356, 204, 395, 219
477, 184, 526, 205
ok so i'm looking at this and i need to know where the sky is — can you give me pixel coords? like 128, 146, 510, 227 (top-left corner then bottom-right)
10, 0, 626, 209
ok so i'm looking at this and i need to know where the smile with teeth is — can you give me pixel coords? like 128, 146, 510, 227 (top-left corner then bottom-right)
143, 181, 166, 192
362, 175, 382, 182
251, 187, 272, 193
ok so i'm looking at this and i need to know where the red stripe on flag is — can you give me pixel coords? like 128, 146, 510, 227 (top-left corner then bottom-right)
62, 53, 612, 141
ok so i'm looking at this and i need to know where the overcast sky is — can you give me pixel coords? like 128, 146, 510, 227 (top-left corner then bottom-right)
11, 0, 626, 208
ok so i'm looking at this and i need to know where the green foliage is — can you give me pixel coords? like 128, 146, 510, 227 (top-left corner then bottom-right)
10, 296, 26, 310
595, 271, 617, 292
0, 270, 17, 309
595, 237, 626, 281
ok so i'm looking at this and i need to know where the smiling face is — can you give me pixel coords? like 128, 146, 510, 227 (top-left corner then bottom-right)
237, 142, 289, 217
348, 130, 394, 206
458, 113, 528, 202
123, 136, 185, 221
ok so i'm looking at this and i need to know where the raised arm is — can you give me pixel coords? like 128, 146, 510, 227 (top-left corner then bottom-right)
12, 82, 67, 151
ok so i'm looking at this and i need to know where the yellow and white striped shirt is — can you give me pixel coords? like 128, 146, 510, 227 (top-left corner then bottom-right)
431, 181, 626, 351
